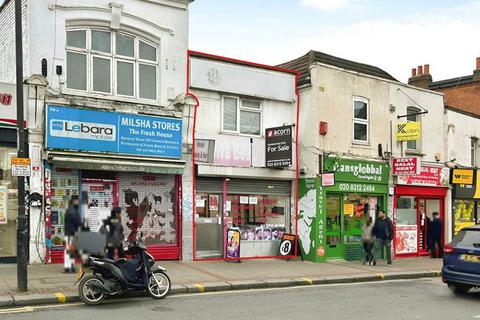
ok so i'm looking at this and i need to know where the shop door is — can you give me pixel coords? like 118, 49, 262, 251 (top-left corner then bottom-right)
326, 195, 343, 258
417, 198, 442, 255
195, 193, 223, 258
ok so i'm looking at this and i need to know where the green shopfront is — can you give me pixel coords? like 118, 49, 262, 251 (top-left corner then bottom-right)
298, 158, 389, 262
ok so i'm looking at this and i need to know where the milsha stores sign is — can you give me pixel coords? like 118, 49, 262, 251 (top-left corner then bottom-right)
46, 105, 183, 158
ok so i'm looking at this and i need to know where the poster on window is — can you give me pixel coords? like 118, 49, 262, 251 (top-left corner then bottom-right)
226, 228, 241, 259
82, 181, 115, 232
395, 225, 418, 254
208, 195, 219, 211
118, 173, 176, 246
0, 186, 7, 224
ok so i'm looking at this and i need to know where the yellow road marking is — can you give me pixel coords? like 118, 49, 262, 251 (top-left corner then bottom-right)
301, 277, 313, 284
376, 273, 385, 279
55, 292, 66, 303
194, 283, 205, 292
0, 306, 34, 314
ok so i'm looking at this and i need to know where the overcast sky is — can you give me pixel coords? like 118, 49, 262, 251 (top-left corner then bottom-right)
189, 0, 480, 82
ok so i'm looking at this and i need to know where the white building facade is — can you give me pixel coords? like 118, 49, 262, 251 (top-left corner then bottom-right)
188, 52, 298, 260
279, 51, 448, 262
0, 0, 194, 263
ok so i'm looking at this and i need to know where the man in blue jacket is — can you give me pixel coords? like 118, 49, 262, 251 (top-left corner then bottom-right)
430, 212, 443, 258
372, 209, 394, 267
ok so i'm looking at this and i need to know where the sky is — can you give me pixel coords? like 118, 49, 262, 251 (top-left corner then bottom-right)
189, 0, 480, 82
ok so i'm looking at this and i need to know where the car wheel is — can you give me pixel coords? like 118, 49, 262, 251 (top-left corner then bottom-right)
448, 283, 471, 294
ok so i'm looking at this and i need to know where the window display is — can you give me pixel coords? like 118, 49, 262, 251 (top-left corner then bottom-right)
0, 147, 18, 258
454, 199, 476, 235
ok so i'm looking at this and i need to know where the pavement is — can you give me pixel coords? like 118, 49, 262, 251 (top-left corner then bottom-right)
2, 278, 478, 319
0, 257, 442, 308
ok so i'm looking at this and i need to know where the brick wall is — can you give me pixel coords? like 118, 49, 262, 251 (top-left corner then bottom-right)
438, 83, 480, 116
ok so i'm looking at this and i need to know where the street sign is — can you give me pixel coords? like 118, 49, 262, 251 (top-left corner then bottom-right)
11, 157, 31, 177
396, 122, 421, 141
392, 157, 420, 176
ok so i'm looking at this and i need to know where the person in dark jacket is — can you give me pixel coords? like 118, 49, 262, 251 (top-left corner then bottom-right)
430, 212, 443, 258
103, 207, 126, 260
64, 195, 81, 273
372, 209, 393, 266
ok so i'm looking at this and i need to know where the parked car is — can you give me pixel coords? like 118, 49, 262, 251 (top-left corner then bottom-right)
442, 225, 480, 294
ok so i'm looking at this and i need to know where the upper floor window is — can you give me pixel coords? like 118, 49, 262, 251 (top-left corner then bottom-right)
352, 97, 369, 143
471, 137, 478, 167
406, 107, 420, 151
66, 28, 158, 100
222, 96, 261, 135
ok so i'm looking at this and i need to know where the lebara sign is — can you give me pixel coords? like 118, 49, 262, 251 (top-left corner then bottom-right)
46, 105, 182, 158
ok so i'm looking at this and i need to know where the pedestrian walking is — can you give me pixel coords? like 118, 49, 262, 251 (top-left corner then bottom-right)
64, 195, 81, 273
103, 207, 126, 260
372, 209, 393, 267
361, 216, 374, 265
430, 212, 443, 258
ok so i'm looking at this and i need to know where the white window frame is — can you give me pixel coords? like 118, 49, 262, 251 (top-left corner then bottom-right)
471, 137, 478, 167
352, 96, 369, 144
221, 96, 262, 136
65, 27, 159, 102
405, 106, 421, 152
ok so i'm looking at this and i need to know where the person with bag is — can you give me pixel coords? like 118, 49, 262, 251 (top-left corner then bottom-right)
361, 216, 374, 265
372, 209, 394, 267
103, 207, 126, 260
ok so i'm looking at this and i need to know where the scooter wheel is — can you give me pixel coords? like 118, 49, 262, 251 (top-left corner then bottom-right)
147, 270, 171, 299
78, 275, 106, 305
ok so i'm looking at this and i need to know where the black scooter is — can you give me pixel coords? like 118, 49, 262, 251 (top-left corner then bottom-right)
77, 238, 171, 305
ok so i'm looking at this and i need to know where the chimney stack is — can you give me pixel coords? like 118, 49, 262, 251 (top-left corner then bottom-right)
474, 57, 480, 82
408, 64, 432, 89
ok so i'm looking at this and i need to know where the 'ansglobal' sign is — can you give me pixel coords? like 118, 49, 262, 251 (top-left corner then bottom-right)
324, 157, 389, 184
46, 105, 182, 158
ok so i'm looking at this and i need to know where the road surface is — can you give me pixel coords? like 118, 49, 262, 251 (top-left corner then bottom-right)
1, 278, 479, 319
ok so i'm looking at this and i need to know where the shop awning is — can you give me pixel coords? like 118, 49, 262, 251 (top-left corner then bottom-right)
48, 153, 185, 175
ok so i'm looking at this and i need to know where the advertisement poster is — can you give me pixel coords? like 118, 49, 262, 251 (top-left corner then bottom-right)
0, 186, 7, 224
344, 203, 354, 216
46, 105, 183, 158
208, 195, 219, 211
226, 228, 241, 259
279, 233, 296, 256
395, 225, 418, 254
265, 125, 292, 168
397, 166, 449, 187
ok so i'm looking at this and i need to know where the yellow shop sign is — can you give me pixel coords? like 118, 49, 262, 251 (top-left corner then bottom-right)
397, 122, 421, 141
452, 168, 474, 185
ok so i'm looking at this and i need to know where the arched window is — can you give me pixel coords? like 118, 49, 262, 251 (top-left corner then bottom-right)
66, 28, 158, 100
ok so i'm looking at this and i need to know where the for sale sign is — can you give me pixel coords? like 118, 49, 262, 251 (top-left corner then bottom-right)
392, 157, 420, 176
265, 125, 292, 168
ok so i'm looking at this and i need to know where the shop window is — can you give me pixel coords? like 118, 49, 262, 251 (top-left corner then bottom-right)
454, 199, 476, 235
66, 28, 158, 100
227, 194, 289, 240
352, 97, 369, 143
0, 148, 18, 258
406, 107, 421, 152
471, 138, 478, 167
222, 96, 261, 135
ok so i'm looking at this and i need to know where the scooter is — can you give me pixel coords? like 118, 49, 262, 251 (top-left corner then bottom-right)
77, 237, 171, 306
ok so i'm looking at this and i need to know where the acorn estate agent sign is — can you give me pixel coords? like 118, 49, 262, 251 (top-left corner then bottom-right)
265, 125, 292, 168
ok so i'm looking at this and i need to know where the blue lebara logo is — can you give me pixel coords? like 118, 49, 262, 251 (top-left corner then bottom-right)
46, 105, 183, 158
51, 121, 64, 131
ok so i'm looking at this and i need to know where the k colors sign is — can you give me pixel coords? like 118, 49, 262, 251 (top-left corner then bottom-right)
397, 122, 421, 141
46, 105, 183, 158
451, 169, 474, 185
265, 125, 292, 168
392, 157, 420, 176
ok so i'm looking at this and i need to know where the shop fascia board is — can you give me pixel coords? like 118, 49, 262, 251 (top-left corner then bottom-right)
197, 164, 295, 180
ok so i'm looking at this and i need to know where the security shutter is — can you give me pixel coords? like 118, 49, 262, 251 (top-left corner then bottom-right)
227, 179, 291, 196
196, 177, 223, 193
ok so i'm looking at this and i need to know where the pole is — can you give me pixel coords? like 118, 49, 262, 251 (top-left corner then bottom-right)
15, 0, 28, 292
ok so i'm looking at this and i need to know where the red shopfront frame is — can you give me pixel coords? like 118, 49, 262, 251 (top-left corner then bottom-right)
394, 185, 447, 258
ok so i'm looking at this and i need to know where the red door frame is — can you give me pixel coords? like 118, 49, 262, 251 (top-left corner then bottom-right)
394, 186, 446, 258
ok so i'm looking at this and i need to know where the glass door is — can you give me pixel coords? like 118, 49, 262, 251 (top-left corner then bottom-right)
195, 193, 223, 258
326, 194, 343, 258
